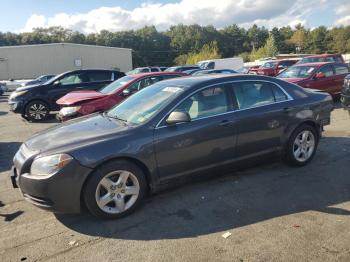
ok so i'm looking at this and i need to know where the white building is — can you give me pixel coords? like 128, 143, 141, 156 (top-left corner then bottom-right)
0, 43, 132, 80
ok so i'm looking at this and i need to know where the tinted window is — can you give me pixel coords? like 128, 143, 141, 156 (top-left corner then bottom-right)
334, 64, 349, 75
233, 82, 276, 110
261, 62, 278, 68
280, 61, 295, 67
162, 74, 182, 80
335, 56, 344, 63
150, 68, 159, 72
175, 86, 229, 120
88, 71, 112, 82
318, 65, 334, 77
206, 62, 215, 69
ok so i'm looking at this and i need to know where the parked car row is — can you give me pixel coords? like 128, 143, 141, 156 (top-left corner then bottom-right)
10, 73, 334, 219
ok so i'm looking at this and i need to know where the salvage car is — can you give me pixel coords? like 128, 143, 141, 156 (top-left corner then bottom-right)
57, 72, 186, 121
248, 60, 298, 76
8, 69, 125, 121
341, 74, 350, 112
277, 62, 349, 97
10, 74, 333, 219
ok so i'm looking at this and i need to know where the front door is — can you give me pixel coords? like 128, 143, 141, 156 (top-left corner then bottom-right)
154, 84, 237, 181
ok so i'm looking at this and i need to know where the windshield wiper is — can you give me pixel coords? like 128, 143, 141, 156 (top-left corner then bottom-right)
104, 113, 128, 125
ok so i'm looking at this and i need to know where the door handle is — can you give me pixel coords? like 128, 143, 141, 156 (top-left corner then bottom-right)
219, 120, 235, 126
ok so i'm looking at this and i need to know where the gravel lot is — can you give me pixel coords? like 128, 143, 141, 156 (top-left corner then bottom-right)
1, 92, 350, 262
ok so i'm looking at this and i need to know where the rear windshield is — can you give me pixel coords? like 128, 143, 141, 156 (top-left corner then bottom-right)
277, 66, 317, 79
99, 76, 135, 94
260, 62, 278, 69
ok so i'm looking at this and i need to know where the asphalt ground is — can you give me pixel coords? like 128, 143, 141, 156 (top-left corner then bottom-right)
0, 92, 350, 262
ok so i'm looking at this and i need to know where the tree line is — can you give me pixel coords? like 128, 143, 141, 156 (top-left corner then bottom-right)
0, 24, 349, 67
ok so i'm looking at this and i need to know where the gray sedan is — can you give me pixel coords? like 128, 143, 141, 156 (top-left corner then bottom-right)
10, 74, 334, 219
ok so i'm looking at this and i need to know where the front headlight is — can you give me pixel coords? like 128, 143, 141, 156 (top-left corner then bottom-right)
31, 154, 73, 176
59, 106, 81, 116
9, 90, 27, 99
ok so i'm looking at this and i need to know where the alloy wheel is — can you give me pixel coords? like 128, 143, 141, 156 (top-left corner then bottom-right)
28, 103, 48, 120
95, 170, 140, 214
293, 130, 315, 162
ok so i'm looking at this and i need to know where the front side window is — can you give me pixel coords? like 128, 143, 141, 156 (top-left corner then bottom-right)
59, 73, 89, 85
175, 86, 229, 120
318, 65, 334, 77
233, 82, 277, 110
334, 64, 349, 75
277, 66, 317, 79
261, 62, 278, 69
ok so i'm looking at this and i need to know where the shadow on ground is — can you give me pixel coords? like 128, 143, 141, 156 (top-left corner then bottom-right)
0, 142, 22, 172
55, 136, 350, 241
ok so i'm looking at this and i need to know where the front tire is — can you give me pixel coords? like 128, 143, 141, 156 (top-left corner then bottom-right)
83, 160, 147, 219
284, 124, 318, 166
25, 100, 50, 122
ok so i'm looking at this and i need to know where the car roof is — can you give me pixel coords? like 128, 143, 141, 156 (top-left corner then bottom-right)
131, 72, 187, 78
157, 74, 282, 87
303, 54, 341, 58
293, 62, 335, 67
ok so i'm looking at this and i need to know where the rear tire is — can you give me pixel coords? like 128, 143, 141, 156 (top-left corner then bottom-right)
284, 124, 318, 167
83, 160, 147, 219
25, 100, 50, 122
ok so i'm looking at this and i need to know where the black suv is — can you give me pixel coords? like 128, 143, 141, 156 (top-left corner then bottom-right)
341, 74, 350, 112
8, 69, 125, 121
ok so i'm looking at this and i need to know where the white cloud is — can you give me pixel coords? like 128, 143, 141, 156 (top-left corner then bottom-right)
21, 0, 339, 33
334, 4, 350, 26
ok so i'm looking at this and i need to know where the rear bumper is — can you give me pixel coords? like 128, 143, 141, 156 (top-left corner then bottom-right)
10, 159, 92, 213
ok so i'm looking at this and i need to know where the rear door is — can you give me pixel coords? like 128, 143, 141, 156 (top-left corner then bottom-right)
333, 64, 350, 95
231, 80, 294, 158
154, 84, 237, 181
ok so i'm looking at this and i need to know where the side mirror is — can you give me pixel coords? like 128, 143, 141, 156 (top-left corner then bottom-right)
315, 72, 325, 79
277, 65, 284, 69
121, 89, 130, 97
166, 111, 191, 125
53, 80, 60, 86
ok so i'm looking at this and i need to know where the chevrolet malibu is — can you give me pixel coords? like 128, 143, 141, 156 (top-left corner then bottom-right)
10, 75, 333, 219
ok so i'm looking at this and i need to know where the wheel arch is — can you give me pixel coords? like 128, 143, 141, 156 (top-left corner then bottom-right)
79, 156, 154, 210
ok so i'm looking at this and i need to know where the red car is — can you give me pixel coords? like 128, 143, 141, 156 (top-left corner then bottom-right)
248, 59, 298, 76
297, 54, 345, 64
277, 62, 350, 96
57, 72, 187, 121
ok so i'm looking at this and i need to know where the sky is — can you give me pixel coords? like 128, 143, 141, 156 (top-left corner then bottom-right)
0, 0, 349, 33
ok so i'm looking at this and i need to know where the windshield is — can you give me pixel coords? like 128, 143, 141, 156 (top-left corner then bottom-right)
277, 66, 317, 79
260, 62, 278, 69
43, 72, 66, 85
99, 76, 135, 94
107, 82, 187, 125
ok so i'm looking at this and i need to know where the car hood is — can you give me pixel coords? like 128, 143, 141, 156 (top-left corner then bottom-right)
57, 90, 107, 105
15, 84, 42, 92
25, 113, 129, 153
279, 78, 306, 84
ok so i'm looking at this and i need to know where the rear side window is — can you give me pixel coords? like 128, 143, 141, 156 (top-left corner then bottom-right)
318, 65, 334, 77
334, 64, 349, 75
88, 71, 112, 82
232, 81, 287, 110
206, 62, 215, 69
150, 68, 159, 72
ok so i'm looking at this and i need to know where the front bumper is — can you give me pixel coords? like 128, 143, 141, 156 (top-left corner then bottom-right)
10, 159, 92, 213
8, 99, 24, 113
340, 93, 350, 109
